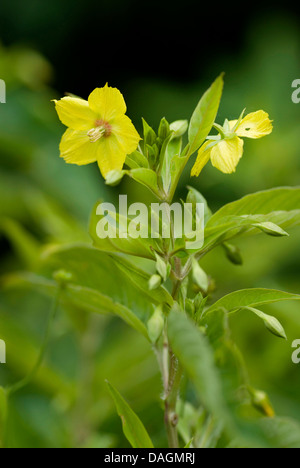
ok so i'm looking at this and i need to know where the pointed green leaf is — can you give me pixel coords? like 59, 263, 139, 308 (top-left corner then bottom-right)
206, 288, 300, 315
168, 305, 230, 425
188, 74, 224, 156
106, 381, 154, 448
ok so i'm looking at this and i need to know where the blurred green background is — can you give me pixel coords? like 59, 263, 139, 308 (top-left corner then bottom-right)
0, 0, 300, 448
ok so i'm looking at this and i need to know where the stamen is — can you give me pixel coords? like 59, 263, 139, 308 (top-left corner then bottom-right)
87, 120, 112, 142
87, 126, 106, 142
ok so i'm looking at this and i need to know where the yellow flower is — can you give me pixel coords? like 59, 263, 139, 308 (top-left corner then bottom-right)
191, 110, 273, 177
54, 84, 141, 178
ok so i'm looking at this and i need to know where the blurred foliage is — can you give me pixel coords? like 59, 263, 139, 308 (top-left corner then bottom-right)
1, 13, 300, 448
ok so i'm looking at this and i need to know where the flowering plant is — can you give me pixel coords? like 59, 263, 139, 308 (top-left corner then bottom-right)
2, 75, 300, 449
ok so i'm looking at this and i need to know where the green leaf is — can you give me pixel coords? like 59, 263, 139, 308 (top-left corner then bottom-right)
106, 381, 154, 448
4, 272, 150, 340
160, 136, 183, 194
186, 186, 212, 225
168, 305, 230, 425
209, 187, 300, 225
202, 212, 300, 255
0, 217, 40, 268
111, 255, 173, 307
198, 187, 300, 254
258, 417, 300, 448
90, 201, 161, 260
127, 168, 161, 198
188, 74, 224, 156
125, 150, 149, 169
206, 288, 300, 315
142, 118, 156, 149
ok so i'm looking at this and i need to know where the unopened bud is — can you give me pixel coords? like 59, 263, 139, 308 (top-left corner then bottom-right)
147, 305, 165, 343
253, 222, 289, 237
223, 242, 243, 265
170, 120, 188, 138
158, 117, 170, 140
148, 274, 162, 291
248, 387, 275, 418
53, 269, 73, 286
105, 170, 125, 186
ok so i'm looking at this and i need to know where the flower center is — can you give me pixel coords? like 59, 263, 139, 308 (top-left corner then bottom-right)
87, 120, 112, 142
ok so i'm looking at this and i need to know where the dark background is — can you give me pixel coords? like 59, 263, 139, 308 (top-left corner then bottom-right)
1, 0, 299, 95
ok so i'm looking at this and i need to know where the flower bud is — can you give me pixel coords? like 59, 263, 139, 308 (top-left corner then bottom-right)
222, 242, 243, 265
248, 387, 275, 417
192, 258, 209, 293
158, 117, 170, 140
246, 307, 287, 340
170, 120, 188, 138
53, 269, 73, 286
105, 170, 126, 186
148, 274, 162, 291
155, 253, 168, 282
147, 305, 165, 343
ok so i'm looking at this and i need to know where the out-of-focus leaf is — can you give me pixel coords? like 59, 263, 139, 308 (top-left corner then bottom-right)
0, 309, 74, 398
106, 381, 154, 448
0, 387, 7, 448
258, 417, 300, 448
209, 187, 300, 225
111, 254, 173, 307
125, 150, 149, 169
40, 244, 154, 318
0, 217, 40, 268
3, 273, 149, 340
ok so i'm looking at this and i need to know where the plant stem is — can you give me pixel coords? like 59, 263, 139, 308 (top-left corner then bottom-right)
163, 257, 183, 448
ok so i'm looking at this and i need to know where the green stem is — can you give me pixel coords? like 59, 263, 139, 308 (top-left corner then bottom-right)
7, 288, 61, 396
163, 258, 183, 448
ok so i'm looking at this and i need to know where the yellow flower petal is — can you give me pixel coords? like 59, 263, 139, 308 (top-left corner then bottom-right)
88, 84, 126, 121
191, 140, 213, 177
96, 135, 128, 178
54, 97, 96, 131
235, 110, 273, 139
112, 115, 141, 155
59, 128, 98, 165
210, 136, 244, 174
